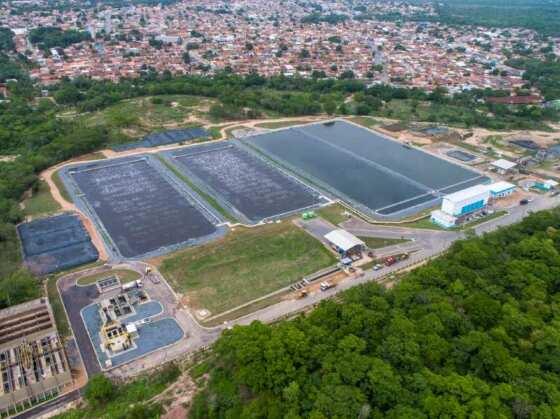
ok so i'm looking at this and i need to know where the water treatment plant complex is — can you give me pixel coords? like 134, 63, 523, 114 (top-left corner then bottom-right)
12, 118, 560, 417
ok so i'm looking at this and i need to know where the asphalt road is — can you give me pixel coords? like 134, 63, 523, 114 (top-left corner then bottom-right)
28, 194, 559, 418
13, 390, 81, 419
58, 267, 105, 377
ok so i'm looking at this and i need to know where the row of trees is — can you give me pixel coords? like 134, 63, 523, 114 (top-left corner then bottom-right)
191, 209, 560, 418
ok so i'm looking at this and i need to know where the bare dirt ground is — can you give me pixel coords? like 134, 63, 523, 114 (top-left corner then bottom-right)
154, 372, 198, 419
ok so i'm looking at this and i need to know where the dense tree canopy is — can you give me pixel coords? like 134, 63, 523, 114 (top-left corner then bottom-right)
28, 27, 91, 51
506, 57, 560, 101
192, 209, 560, 418
0, 27, 15, 52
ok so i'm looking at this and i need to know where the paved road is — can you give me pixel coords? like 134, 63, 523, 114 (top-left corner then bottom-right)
35, 195, 559, 418
13, 390, 81, 419
58, 266, 105, 376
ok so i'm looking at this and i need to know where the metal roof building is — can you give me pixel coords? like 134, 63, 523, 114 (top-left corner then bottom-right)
487, 181, 516, 198
324, 229, 365, 255
491, 159, 517, 174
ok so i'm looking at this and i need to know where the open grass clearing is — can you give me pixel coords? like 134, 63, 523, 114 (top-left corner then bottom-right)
76, 269, 140, 286
23, 180, 61, 218
317, 203, 356, 225
158, 221, 337, 315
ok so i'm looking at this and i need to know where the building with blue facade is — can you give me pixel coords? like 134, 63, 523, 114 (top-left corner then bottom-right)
432, 184, 491, 228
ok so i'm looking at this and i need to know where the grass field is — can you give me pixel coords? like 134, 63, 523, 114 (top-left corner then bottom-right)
317, 203, 354, 225
359, 236, 409, 249
159, 221, 337, 315
77, 269, 140, 286
46, 276, 70, 338
52, 169, 72, 203
23, 180, 61, 217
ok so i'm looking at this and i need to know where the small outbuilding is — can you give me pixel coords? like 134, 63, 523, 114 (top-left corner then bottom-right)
534, 179, 559, 191
430, 210, 458, 229
324, 229, 365, 257
487, 181, 516, 199
490, 159, 517, 175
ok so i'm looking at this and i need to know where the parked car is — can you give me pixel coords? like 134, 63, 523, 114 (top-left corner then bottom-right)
519, 199, 529, 205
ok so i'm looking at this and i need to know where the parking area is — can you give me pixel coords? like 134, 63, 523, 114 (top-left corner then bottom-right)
61, 155, 225, 259
163, 142, 326, 224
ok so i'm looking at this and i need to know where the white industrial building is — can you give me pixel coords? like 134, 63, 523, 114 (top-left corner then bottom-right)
441, 184, 490, 217
324, 229, 365, 257
432, 184, 491, 228
490, 159, 517, 175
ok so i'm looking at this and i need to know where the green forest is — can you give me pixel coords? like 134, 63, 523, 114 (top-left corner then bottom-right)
191, 209, 560, 418
434, 0, 560, 37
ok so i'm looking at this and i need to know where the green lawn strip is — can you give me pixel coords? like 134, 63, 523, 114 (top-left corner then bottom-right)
394, 216, 447, 230
156, 156, 236, 223
54, 364, 181, 419
76, 269, 140, 286
45, 275, 70, 338
23, 180, 61, 217
346, 116, 380, 128
359, 236, 410, 249
52, 169, 73, 204
160, 222, 337, 315
200, 291, 289, 327
254, 120, 313, 129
